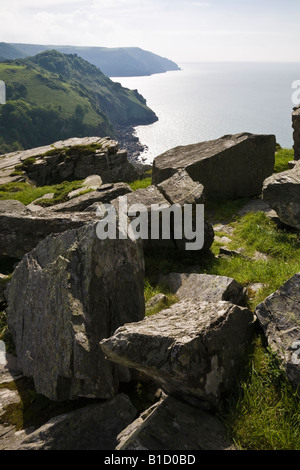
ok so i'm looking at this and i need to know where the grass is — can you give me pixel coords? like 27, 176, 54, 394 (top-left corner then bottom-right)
0, 180, 84, 206
274, 147, 294, 173
224, 335, 300, 450
128, 176, 152, 192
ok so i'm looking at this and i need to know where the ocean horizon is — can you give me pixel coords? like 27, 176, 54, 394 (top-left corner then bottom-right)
112, 61, 299, 163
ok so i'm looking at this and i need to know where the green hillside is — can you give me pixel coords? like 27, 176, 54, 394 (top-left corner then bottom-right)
0, 50, 157, 154
0, 42, 181, 77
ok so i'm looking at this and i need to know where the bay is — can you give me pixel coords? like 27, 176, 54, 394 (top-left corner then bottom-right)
112, 62, 299, 163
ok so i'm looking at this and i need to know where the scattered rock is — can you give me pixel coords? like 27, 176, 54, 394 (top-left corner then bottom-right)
145, 294, 168, 311
156, 169, 205, 205
255, 273, 300, 390
101, 300, 254, 410
152, 133, 276, 199
116, 395, 236, 450
262, 163, 300, 230
158, 273, 246, 306
67, 175, 103, 198
9, 394, 138, 450
6, 221, 145, 401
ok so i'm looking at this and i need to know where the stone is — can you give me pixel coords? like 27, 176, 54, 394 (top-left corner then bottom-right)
255, 273, 300, 390
67, 174, 103, 198
116, 395, 236, 450
152, 133, 276, 199
111, 186, 214, 253
158, 273, 246, 306
145, 294, 168, 311
6, 221, 145, 401
292, 105, 300, 160
49, 183, 132, 213
262, 164, 300, 230
100, 300, 254, 410
0, 200, 94, 259
13, 394, 137, 450
156, 169, 205, 205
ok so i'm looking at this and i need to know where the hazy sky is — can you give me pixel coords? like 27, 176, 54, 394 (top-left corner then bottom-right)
1, 0, 299, 63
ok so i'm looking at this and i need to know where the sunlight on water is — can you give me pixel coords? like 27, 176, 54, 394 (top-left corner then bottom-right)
112, 62, 297, 163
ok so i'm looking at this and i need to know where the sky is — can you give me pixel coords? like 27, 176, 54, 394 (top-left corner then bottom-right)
0, 0, 300, 63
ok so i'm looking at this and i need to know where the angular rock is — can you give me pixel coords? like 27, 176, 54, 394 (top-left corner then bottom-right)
262, 164, 300, 230
15, 394, 137, 450
152, 133, 276, 199
49, 183, 132, 213
156, 169, 205, 205
255, 273, 300, 390
158, 273, 246, 306
67, 174, 103, 198
116, 395, 236, 450
6, 221, 145, 401
111, 185, 214, 253
101, 300, 254, 410
145, 293, 168, 311
0, 200, 94, 259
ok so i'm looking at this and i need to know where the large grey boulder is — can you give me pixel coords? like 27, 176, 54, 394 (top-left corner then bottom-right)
111, 185, 214, 253
255, 273, 300, 390
116, 395, 236, 451
101, 300, 254, 410
6, 221, 145, 401
158, 272, 246, 306
156, 169, 205, 205
0, 200, 94, 259
262, 163, 300, 230
152, 133, 276, 199
13, 394, 137, 450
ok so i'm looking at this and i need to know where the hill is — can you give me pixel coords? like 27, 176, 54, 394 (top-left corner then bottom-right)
0, 50, 158, 154
0, 43, 181, 77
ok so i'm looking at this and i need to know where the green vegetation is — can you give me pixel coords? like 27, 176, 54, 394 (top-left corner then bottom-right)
0, 50, 157, 154
129, 176, 152, 191
274, 147, 294, 173
0, 180, 84, 206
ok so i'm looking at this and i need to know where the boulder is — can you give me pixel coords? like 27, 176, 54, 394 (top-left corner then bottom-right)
101, 300, 254, 410
0, 200, 94, 259
152, 133, 276, 199
116, 395, 236, 451
292, 105, 300, 161
67, 174, 103, 198
111, 185, 214, 252
156, 169, 205, 205
262, 163, 300, 230
6, 221, 145, 401
255, 273, 300, 390
14, 394, 137, 450
158, 273, 246, 306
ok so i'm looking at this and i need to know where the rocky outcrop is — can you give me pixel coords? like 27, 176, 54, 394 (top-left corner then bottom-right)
116, 395, 236, 451
255, 273, 300, 390
156, 169, 205, 205
6, 221, 145, 401
292, 105, 300, 161
0, 137, 139, 186
13, 394, 137, 450
152, 133, 276, 199
262, 162, 300, 230
158, 273, 246, 306
101, 300, 254, 410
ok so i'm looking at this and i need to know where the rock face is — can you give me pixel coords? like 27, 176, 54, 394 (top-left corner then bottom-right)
116, 396, 236, 451
158, 273, 246, 306
15, 394, 137, 450
152, 133, 276, 199
292, 105, 300, 161
6, 221, 145, 401
0, 200, 94, 259
262, 163, 300, 230
255, 273, 300, 390
0, 136, 139, 186
156, 169, 205, 205
101, 300, 254, 410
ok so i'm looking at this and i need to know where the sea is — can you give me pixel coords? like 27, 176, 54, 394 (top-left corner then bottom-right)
111, 62, 300, 164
